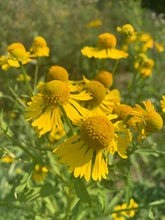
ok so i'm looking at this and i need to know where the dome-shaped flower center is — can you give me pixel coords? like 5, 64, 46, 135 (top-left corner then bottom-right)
10, 48, 28, 61
33, 36, 47, 47
41, 80, 70, 106
113, 104, 133, 120
8, 43, 25, 53
97, 33, 117, 49
144, 111, 163, 133
47, 66, 69, 82
122, 24, 135, 34
95, 70, 113, 88
83, 81, 106, 106
143, 59, 154, 68
81, 116, 114, 150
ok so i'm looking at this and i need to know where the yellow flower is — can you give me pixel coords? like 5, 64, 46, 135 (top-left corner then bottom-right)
25, 80, 92, 137
117, 24, 137, 36
1, 155, 14, 163
132, 100, 163, 139
154, 41, 164, 52
112, 104, 134, 127
30, 36, 49, 57
112, 199, 138, 220
95, 70, 113, 88
47, 65, 69, 82
160, 95, 165, 112
55, 115, 132, 181
81, 33, 128, 59
86, 19, 102, 27
32, 164, 48, 182
82, 79, 121, 116
16, 73, 31, 81
135, 32, 153, 52
134, 53, 154, 77
0, 43, 31, 70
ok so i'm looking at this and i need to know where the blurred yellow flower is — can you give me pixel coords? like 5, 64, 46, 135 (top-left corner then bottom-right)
16, 73, 31, 81
47, 65, 69, 82
25, 80, 92, 137
32, 164, 48, 182
154, 41, 164, 52
117, 24, 137, 36
0, 43, 31, 70
112, 198, 138, 220
30, 36, 49, 57
135, 32, 153, 52
86, 19, 102, 27
81, 33, 128, 59
55, 115, 132, 181
95, 70, 113, 88
134, 53, 154, 77
1, 155, 14, 163
160, 95, 165, 112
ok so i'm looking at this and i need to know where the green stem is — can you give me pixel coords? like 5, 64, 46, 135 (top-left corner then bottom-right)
33, 57, 40, 92
58, 101, 74, 136
20, 62, 34, 97
1, 129, 40, 163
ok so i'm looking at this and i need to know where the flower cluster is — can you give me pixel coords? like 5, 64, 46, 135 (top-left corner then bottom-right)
1, 25, 164, 184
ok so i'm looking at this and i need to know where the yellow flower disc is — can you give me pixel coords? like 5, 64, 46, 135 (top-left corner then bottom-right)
10, 48, 27, 60
80, 116, 114, 150
47, 66, 69, 82
113, 104, 132, 120
97, 33, 117, 49
41, 80, 70, 106
145, 111, 163, 133
83, 81, 106, 105
33, 36, 47, 47
7, 43, 25, 53
95, 70, 113, 88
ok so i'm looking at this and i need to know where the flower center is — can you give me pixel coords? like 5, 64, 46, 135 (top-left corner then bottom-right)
83, 81, 106, 106
97, 33, 117, 49
144, 111, 163, 133
7, 43, 25, 53
95, 70, 113, 88
113, 104, 133, 120
47, 66, 69, 82
10, 48, 27, 61
33, 36, 47, 47
41, 80, 70, 106
80, 116, 114, 150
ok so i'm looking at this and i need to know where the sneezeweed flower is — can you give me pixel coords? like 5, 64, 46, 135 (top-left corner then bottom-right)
112, 104, 134, 127
86, 19, 103, 27
47, 65, 69, 82
122, 35, 137, 51
55, 115, 132, 181
25, 80, 92, 137
95, 70, 113, 88
112, 198, 138, 220
135, 32, 153, 52
81, 33, 128, 59
160, 95, 165, 112
30, 36, 49, 57
32, 164, 48, 182
154, 41, 164, 52
82, 79, 120, 115
16, 73, 31, 81
134, 53, 154, 77
117, 24, 137, 36
132, 100, 163, 139
1, 154, 15, 163
0, 43, 31, 70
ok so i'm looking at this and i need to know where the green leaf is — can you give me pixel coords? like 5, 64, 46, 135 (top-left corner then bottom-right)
74, 178, 91, 205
